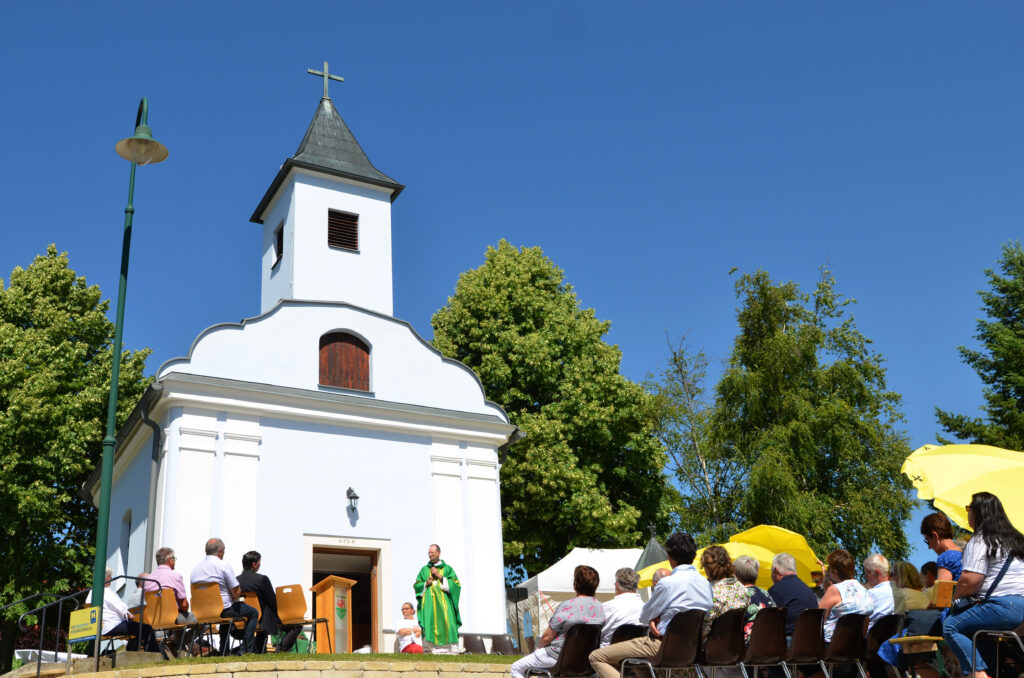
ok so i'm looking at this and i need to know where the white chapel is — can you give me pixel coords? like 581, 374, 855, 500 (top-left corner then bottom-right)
86, 77, 519, 651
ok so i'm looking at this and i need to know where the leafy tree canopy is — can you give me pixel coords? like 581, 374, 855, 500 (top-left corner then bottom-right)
937, 241, 1024, 449
431, 240, 670, 579
707, 268, 913, 561
0, 246, 149, 667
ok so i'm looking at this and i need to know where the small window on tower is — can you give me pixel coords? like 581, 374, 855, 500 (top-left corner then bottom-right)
328, 209, 359, 251
273, 222, 284, 267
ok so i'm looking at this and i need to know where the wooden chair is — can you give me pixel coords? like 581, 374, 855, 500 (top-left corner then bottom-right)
821, 613, 868, 678
609, 624, 648, 645
144, 589, 189, 657
490, 633, 518, 654
191, 582, 247, 655
275, 584, 331, 653
526, 623, 602, 678
783, 608, 826, 677
698, 608, 746, 677
462, 632, 487, 654
738, 607, 789, 677
620, 609, 705, 678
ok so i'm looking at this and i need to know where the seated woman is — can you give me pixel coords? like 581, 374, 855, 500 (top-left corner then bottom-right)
892, 561, 931, 611
510, 565, 604, 678
943, 492, 1024, 678
86, 569, 159, 653
700, 546, 751, 640
733, 555, 776, 641
395, 602, 422, 653
922, 511, 964, 605
819, 549, 874, 643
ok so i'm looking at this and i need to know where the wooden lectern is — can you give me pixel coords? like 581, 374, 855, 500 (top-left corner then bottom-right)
311, 575, 357, 654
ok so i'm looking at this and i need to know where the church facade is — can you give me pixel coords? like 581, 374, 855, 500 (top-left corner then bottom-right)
86, 87, 518, 651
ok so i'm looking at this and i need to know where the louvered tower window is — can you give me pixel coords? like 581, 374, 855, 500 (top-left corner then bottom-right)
319, 332, 370, 391
273, 221, 284, 266
328, 209, 359, 251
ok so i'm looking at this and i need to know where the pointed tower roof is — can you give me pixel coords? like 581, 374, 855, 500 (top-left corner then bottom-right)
251, 97, 404, 223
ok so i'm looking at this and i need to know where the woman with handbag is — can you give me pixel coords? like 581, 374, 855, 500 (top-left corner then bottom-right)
942, 492, 1024, 678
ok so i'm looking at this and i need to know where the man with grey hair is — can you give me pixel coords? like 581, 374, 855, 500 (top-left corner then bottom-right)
145, 546, 199, 655
190, 538, 258, 654
768, 552, 817, 636
599, 567, 644, 646
650, 568, 672, 588
863, 553, 895, 628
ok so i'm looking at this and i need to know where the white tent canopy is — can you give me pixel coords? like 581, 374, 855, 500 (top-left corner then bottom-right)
506, 547, 642, 647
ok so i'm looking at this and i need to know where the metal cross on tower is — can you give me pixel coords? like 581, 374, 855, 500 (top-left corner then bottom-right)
307, 60, 345, 99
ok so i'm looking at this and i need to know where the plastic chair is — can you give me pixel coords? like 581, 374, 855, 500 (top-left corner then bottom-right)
861, 613, 904, 676
821, 612, 868, 678
462, 633, 487, 654
783, 607, 825, 676
609, 624, 648, 644
490, 633, 518, 654
699, 608, 746, 676
620, 608, 705, 678
526, 623, 602, 678
972, 620, 1024, 675
275, 584, 331, 653
739, 607, 790, 677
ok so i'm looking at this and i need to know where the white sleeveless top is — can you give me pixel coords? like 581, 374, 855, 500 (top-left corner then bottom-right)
823, 578, 874, 641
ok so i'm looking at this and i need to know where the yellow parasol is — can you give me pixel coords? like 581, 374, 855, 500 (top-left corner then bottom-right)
730, 525, 820, 587
902, 443, 1024, 531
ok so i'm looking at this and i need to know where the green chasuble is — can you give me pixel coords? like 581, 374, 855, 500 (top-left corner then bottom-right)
414, 560, 462, 645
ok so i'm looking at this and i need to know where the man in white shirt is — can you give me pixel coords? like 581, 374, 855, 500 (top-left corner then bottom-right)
190, 538, 258, 654
599, 567, 644, 646
87, 569, 159, 652
589, 534, 713, 678
863, 553, 895, 628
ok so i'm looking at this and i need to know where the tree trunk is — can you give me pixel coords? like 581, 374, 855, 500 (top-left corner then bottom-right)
0, 619, 22, 674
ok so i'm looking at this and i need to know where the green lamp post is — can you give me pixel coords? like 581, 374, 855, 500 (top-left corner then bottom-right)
90, 98, 168, 613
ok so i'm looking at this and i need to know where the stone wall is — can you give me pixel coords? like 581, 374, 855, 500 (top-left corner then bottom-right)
70, 660, 512, 678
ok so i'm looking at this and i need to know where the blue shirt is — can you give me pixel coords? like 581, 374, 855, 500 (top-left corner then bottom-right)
639, 563, 713, 636
937, 549, 963, 580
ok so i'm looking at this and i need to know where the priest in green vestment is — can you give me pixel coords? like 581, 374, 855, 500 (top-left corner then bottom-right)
414, 544, 462, 652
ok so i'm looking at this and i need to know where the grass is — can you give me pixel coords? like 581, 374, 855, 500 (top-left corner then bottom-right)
150, 652, 519, 668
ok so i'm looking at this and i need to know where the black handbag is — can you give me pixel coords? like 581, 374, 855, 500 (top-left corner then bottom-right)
949, 555, 1014, 615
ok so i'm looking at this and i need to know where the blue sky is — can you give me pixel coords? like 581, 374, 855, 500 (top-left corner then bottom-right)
3, 2, 1022, 568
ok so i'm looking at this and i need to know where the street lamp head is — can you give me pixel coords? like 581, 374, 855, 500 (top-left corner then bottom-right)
116, 125, 168, 165
115, 98, 169, 166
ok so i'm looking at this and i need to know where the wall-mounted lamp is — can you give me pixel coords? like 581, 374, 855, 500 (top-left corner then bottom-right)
346, 487, 359, 512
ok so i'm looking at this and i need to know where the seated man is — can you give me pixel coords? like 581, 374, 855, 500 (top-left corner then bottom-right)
650, 568, 671, 588
589, 534, 712, 678
190, 538, 258, 654
236, 550, 301, 653
864, 553, 896, 625
145, 547, 200, 655
395, 602, 423, 653
87, 569, 159, 653
767, 552, 818, 636
599, 567, 644, 646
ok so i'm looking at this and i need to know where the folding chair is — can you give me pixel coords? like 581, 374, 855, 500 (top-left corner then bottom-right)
861, 613, 904, 678
620, 608, 705, 678
191, 582, 247, 656
609, 624, 648, 645
783, 608, 825, 677
820, 613, 869, 678
525, 623, 602, 678
462, 632, 487, 654
698, 608, 746, 677
739, 607, 790, 678
490, 633, 519, 654
275, 584, 331, 653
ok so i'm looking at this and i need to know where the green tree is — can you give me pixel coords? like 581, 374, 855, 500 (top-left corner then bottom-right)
936, 241, 1024, 449
647, 336, 745, 545
431, 240, 670, 579
712, 268, 913, 562
0, 246, 150, 671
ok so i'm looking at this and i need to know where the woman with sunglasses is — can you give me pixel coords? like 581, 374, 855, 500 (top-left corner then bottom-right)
943, 492, 1024, 678
921, 511, 964, 601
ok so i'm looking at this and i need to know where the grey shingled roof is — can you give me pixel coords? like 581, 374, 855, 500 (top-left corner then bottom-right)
251, 98, 404, 223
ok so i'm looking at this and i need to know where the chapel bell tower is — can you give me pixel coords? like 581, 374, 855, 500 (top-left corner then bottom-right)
250, 62, 404, 316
